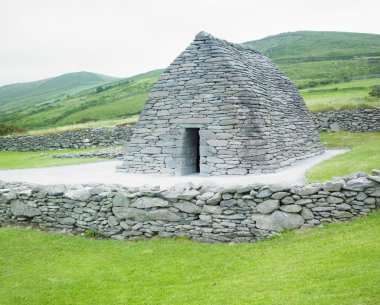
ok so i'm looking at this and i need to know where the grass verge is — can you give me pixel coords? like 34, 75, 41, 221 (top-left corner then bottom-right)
301, 79, 380, 112
0, 148, 104, 170
0, 212, 379, 305
307, 132, 380, 182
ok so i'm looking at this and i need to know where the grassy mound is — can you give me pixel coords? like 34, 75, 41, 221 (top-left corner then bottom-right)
0, 212, 379, 305
307, 132, 380, 182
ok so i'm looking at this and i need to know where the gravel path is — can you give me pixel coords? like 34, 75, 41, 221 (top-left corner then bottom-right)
0, 149, 348, 187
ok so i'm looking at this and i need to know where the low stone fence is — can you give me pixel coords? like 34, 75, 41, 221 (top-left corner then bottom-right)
311, 108, 380, 132
0, 108, 379, 153
0, 171, 379, 243
0, 125, 132, 151
52, 147, 124, 160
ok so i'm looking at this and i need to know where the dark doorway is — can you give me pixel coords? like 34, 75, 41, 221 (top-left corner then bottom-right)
185, 128, 200, 174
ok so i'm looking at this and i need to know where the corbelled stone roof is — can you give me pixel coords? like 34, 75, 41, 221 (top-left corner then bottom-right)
118, 32, 323, 176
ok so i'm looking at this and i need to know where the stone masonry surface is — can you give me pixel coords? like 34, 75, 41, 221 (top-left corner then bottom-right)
311, 108, 380, 132
0, 125, 132, 151
0, 108, 378, 154
119, 32, 323, 176
1, 170, 379, 243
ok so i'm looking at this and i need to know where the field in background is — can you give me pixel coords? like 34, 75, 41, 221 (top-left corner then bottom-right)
0, 72, 117, 114
300, 79, 380, 112
0, 70, 161, 130
0, 212, 379, 305
306, 132, 380, 182
0, 148, 104, 169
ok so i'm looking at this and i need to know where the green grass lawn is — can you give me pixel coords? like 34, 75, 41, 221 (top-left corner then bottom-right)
307, 132, 380, 182
0, 212, 379, 305
0, 148, 104, 170
301, 79, 380, 112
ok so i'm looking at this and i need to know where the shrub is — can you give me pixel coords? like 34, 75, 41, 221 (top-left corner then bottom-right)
369, 85, 380, 97
0, 124, 27, 136
96, 86, 104, 94
84, 229, 101, 238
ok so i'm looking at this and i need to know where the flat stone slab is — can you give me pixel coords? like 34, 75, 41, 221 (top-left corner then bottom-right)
0, 149, 348, 187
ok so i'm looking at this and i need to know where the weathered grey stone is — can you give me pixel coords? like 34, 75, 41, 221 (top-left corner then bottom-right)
252, 211, 304, 232
206, 193, 221, 205
368, 175, 380, 183
336, 203, 351, 210
113, 207, 147, 221
60, 217, 76, 225
344, 177, 377, 191
271, 192, 289, 200
107, 216, 120, 226
326, 196, 344, 204
11, 200, 41, 217
199, 214, 212, 223
280, 205, 302, 213
295, 199, 312, 206
329, 122, 340, 131
203, 205, 222, 214
64, 189, 91, 201
112, 191, 131, 207
178, 190, 200, 200
371, 169, 380, 176
2, 191, 16, 202
148, 209, 181, 221
323, 180, 344, 192
301, 208, 314, 220
131, 197, 169, 208
294, 185, 321, 196
364, 197, 376, 205
256, 189, 273, 199
256, 199, 279, 214
331, 211, 353, 218
197, 192, 214, 201
271, 211, 305, 230
281, 196, 295, 204
174, 202, 202, 214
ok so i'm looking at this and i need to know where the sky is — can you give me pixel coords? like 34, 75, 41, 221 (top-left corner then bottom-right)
0, 0, 379, 86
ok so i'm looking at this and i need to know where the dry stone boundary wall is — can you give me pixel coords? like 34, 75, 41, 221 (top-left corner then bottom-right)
311, 108, 380, 132
0, 108, 379, 153
0, 125, 132, 151
1, 171, 379, 243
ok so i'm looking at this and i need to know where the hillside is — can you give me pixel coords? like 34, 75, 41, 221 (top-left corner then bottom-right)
0, 31, 379, 130
244, 31, 380, 88
0, 69, 163, 129
0, 71, 117, 114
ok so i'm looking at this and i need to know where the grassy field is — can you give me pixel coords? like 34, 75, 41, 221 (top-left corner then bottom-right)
244, 31, 380, 88
0, 148, 104, 169
0, 70, 161, 130
0, 72, 116, 114
306, 132, 380, 182
300, 79, 380, 112
0, 212, 379, 305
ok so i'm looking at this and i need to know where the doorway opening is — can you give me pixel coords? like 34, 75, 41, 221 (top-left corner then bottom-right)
185, 128, 200, 174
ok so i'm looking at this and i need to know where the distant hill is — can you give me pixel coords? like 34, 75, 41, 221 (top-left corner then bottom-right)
243, 31, 380, 88
0, 69, 163, 129
0, 31, 379, 130
0, 71, 117, 114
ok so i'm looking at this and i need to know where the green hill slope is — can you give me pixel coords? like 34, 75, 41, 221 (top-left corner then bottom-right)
0, 69, 163, 129
243, 31, 380, 88
0, 71, 117, 114
1, 31, 379, 130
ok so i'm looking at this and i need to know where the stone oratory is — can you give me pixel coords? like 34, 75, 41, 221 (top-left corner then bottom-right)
118, 32, 323, 176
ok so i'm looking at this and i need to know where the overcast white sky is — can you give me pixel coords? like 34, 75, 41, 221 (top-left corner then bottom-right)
0, 0, 379, 86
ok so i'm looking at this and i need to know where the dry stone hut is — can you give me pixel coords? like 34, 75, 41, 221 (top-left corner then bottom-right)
118, 32, 323, 176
